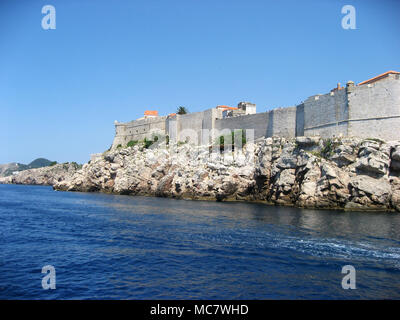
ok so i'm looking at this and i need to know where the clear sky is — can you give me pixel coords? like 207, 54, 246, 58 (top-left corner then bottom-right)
1, 0, 399, 164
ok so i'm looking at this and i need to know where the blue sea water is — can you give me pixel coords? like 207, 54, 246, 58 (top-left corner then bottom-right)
0, 184, 399, 299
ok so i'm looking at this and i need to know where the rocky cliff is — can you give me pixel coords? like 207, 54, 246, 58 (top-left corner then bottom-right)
53, 137, 400, 212
0, 162, 81, 186
0, 158, 56, 177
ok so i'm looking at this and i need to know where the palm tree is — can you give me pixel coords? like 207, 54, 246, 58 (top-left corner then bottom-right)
176, 106, 188, 115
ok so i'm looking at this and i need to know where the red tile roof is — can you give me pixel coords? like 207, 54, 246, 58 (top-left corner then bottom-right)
358, 70, 400, 86
144, 110, 158, 116
216, 105, 238, 110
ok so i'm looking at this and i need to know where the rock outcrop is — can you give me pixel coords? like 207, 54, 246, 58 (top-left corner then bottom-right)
53, 137, 400, 212
0, 162, 81, 186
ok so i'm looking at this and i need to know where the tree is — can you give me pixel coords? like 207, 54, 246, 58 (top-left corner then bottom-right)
176, 106, 188, 115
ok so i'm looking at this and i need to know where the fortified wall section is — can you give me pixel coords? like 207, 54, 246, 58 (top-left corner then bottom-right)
215, 106, 297, 141
201, 108, 221, 144
111, 76, 400, 149
166, 116, 177, 143
215, 112, 270, 140
347, 74, 400, 141
267, 107, 297, 138
112, 116, 167, 148
167, 108, 222, 145
299, 74, 400, 141
295, 103, 304, 137
302, 88, 349, 138
177, 111, 206, 145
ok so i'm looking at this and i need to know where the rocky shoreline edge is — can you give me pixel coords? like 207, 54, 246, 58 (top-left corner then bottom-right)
1, 136, 400, 212
0, 162, 80, 187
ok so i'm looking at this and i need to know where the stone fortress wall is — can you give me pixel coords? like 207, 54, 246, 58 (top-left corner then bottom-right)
302, 86, 349, 138
111, 71, 400, 148
112, 116, 167, 147
347, 75, 400, 140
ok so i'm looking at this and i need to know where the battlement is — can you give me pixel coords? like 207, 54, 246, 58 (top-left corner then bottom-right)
111, 71, 400, 148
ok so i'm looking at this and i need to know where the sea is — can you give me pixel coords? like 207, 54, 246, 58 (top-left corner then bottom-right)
1, 184, 399, 299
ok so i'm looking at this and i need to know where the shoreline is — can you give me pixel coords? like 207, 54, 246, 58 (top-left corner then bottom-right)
2, 136, 400, 213
2, 183, 396, 213
55, 188, 397, 212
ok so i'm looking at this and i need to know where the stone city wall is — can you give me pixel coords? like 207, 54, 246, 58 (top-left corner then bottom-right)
112, 76, 400, 148
347, 74, 400, 141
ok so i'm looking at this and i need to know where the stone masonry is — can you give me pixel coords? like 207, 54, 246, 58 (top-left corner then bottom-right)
111, 71, 400, 149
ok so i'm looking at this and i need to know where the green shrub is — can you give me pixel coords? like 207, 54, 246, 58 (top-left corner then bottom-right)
236, 129, 246, 146
117, 144, 122, 148
321, 139, 333, 156
70, 161, 82, 169
318, 138, 340, 159
49, 161, 57, 166
143, 138, 153, 149
309, 150, 322, 158
216, 130, 246, 147
176, 106, 188, 115
127, 140, 138, 147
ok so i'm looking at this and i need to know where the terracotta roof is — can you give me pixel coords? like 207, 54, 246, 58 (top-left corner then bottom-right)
358, 70, 400, 86
168, 113, 176, 117
217, 105, 238, 110
144, 110, 158, 116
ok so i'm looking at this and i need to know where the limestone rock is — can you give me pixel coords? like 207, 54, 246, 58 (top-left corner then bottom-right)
42, 137, 400, 212
295, 136, 320, 147
0, 163, 80, 186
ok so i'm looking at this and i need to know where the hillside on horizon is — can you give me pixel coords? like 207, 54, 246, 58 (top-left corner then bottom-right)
0, 158, 56, 177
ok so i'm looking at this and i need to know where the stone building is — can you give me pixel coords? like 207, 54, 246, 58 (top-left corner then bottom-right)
111, 71, 400, 148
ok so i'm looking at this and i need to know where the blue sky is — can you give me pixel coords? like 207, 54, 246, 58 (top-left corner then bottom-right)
1, 0, 399, 164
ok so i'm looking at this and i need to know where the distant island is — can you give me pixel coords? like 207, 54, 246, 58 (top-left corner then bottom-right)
0, 158, 57, 177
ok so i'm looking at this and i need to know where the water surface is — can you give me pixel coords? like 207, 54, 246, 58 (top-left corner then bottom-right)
0, 184, 399, 299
